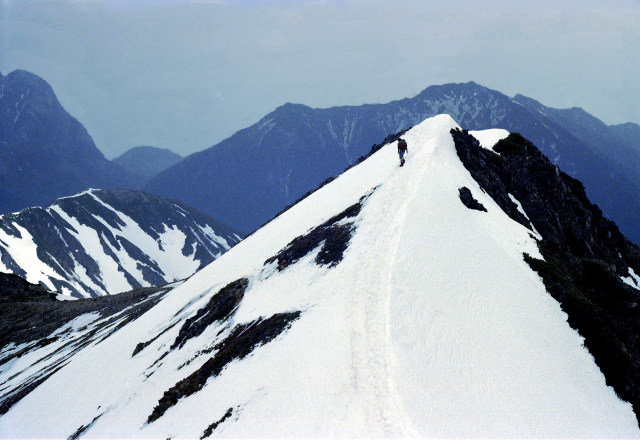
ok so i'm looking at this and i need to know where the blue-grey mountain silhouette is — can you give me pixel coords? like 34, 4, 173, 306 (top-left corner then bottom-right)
145, 82, 640, 243
0, 70, 140, 214
113, 146, 182, 183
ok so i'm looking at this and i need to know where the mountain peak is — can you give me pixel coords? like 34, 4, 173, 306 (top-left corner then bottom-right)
0, 69, 140, 213
1, 69, 61, 115
145, 79, 640, 245
5, 115, 640, 437
2, 69, 57, 100
274, 102, 313, 113
417, 80, 496, 96
113, 146, 182, 182
7, 68, 45, 81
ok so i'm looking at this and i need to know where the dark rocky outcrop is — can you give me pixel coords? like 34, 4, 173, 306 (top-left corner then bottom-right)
67, 413, 104, 440
265, 198, 365, 271
147, 311, 301, 424
453, 129, 635, 263
171, 278, 248, 350
0, 272, 55, 303
452, 128, 640, 425
201, 407, 234, 439
132, 320, 181, 357
458, 187, 487, 212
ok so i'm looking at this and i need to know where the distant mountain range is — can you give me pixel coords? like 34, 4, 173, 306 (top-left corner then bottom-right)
0, 70, 141, 213
144, 81, 640, 244
0, 189, 241, 298
113, 146, 182, 183
1, 70, 638, 243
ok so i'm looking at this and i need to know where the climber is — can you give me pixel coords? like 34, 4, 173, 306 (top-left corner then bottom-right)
397, 138, 408, 166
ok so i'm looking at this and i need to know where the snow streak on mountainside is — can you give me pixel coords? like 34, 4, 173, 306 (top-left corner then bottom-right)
0, 190, 241, 298
2, 116, 639, 438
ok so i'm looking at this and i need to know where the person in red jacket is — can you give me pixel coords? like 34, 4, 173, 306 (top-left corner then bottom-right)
397, 138, 408, 166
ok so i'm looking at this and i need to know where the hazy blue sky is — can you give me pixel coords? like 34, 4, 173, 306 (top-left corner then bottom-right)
1, 0, 639, 157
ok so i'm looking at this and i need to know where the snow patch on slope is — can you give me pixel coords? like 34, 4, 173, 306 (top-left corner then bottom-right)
470, 128, 510, 151
621, 267, 640, 290
0, 224, 66, 291
509, 193, 542, 240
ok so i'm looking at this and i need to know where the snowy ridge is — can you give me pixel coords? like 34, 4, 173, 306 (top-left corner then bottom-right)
0, 189, 241, 298
1, 116, 638, 438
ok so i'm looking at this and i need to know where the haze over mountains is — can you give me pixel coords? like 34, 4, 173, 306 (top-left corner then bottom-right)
113, 146, 182, 183
1, 69, 638, 244
144, 81, 640, 244
2, 116, 639, 437
0, 70, 141, 213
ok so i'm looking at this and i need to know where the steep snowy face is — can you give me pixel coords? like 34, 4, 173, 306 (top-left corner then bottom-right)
0, 189, 241, 298
2, 115, 639, 438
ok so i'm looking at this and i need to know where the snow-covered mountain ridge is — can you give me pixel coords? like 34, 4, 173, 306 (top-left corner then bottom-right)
2, 115, 640, 438
0, 189, 241, 298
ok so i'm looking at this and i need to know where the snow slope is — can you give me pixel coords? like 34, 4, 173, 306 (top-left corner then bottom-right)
0, 189, 241, 298
470, 128, 509, 151
1, 116, 637, 438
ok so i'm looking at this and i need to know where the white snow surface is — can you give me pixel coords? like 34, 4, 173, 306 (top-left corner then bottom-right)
621, 267, 640, 290
0, 224, 67, 291
508, 193, 542, 239
470, 128, 510, 151
2, 115, 637, 438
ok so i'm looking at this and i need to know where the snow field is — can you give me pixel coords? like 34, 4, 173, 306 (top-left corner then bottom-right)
2, 116, 638, 438
0, 223, 67, 291
388, 124, 637, 437
469, 128, 510, 151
